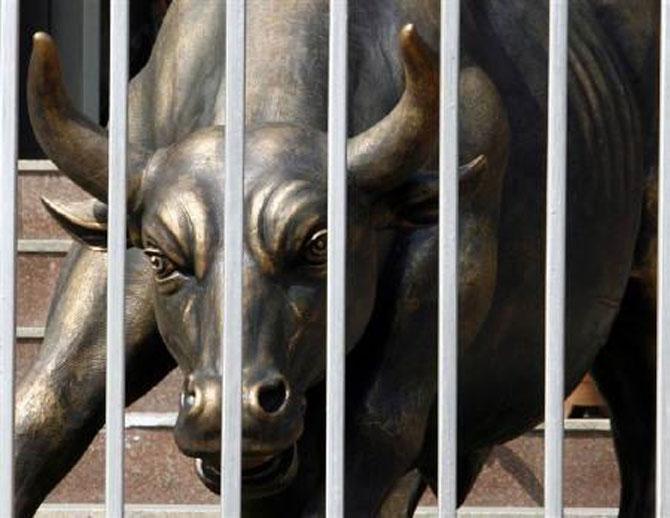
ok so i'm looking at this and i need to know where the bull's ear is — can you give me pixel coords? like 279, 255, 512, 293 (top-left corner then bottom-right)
388, 155, 488, 227
41, 197, 111, 250
388, 172, 439, 227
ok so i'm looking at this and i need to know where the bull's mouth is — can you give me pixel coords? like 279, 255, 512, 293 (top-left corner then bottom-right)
195, 444, 299, 498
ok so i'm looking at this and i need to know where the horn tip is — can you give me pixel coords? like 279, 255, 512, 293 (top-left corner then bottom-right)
40, 195, 58, 210
40, 196, 63, 220
460, 155, 488, 178
399, 24, 417, 45
471, 154, 488, 170
31, 32, 58, 65
401, 23, 415, 35
398, 23, 432, 63
32, 31, 54, 49
397, 23, 437, 87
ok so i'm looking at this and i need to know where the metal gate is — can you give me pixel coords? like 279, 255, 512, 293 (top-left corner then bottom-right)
0, 0, 666, 516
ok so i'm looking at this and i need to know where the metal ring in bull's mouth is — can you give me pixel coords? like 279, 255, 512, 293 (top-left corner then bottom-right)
195, 444, 299, 498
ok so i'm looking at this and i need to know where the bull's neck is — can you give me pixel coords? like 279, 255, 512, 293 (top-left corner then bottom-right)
245, 1, 329, 130
242, 0, 402, 133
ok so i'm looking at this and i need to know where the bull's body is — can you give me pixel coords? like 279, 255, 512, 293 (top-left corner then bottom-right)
15, 1, 659, 517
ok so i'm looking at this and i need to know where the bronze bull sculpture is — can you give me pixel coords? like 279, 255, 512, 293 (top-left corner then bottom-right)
14, 1, 660, 516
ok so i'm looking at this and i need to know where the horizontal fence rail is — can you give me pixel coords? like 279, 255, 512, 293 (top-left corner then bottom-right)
35, 505, 623, 517
0, 0, 19, 514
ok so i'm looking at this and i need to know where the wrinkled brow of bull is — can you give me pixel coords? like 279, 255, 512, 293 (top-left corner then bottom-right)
247, 180, 326, 274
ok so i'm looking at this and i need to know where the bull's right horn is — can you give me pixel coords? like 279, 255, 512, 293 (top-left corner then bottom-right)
347, 24, 439, 191
27, 32, 148, 204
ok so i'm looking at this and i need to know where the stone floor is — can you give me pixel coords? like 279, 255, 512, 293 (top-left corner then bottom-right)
35, 504, 619, 517
37, 427, 619, 509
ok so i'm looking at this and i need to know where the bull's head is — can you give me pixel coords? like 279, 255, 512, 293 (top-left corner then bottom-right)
28, 25, 507, 497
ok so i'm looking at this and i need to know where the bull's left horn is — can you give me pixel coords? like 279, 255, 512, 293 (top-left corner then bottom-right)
27, 32, 148, 203
347, 24, 438, 190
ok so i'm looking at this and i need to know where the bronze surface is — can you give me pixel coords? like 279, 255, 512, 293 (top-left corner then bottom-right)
14, 1, 661, 517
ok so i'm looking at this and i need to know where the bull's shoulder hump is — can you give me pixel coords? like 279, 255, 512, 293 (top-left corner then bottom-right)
467, 1, 645, 205
566, 1, 645, 205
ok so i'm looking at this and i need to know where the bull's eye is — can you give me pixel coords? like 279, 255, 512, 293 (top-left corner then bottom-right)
144, 249, 176, 280
303, 229, 327, 265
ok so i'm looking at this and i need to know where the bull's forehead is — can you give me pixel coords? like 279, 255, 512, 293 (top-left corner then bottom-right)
150, 126, 226, 181
244, 124, 328, 184
147, 124, 328, 187
143, 176, 328, 279
139, 124, 333, 276
246, 177, 326, 274
242, 126, 334, 275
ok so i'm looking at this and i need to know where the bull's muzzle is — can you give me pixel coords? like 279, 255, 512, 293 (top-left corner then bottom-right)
173, 370, 304, 497
174, 370, 305, 451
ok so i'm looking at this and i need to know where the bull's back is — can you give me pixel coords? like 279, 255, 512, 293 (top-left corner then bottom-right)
127, 0, 409, 151
457, 0, 651, 449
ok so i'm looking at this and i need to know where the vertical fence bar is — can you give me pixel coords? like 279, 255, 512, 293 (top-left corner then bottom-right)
438, 0, 460, 516
544, 1, 569, 516
658, 1, 670, 515
221, 0, 245, 516
106, 1, 129, 516
326, 1, 348, 516
0, 0, 19, 514
82, 0, 101, 122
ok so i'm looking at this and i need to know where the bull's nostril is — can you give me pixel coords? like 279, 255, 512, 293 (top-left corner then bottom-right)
185, 390, 196, 408
257, 379, 288, 415
181, 378, 198, 411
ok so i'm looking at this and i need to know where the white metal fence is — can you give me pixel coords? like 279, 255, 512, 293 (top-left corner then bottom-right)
0, 0, 19, 512
106, 2, 129, 516
0, 0, 665, 516
544, 2, 569, 516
